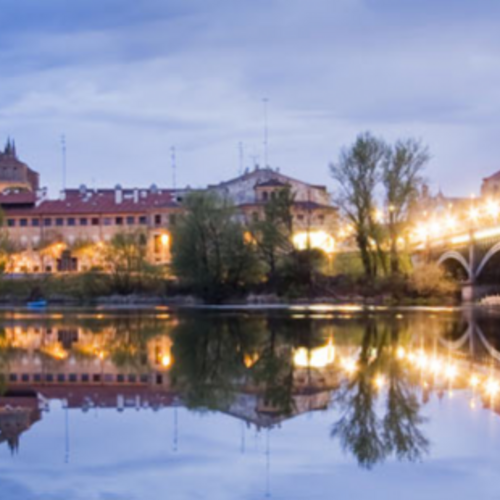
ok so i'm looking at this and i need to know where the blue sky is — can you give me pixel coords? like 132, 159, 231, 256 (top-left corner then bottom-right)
1, 0, 500, 195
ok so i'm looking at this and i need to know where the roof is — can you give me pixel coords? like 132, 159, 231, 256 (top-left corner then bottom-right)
239, 200, 336, 211
255, 179, 288, 188
0, 191, 37, 206
208, 167, 328, 191
3, 188, 180, 216
483, 171, 500, 182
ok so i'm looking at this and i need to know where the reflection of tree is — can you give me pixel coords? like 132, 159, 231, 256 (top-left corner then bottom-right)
105, 317, 171, 371
251, 319, 296, 416
332, 319, 428, 468
171, 314, 264, 410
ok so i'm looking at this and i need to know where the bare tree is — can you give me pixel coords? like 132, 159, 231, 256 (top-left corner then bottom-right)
383, 139, 429, 274
330, 132, 388, 279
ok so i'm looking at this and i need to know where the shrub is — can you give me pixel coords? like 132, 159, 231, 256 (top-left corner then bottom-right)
409, 262, 458, 297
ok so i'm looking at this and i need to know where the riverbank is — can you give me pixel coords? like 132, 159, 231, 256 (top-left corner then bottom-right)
0, 273, 460, 308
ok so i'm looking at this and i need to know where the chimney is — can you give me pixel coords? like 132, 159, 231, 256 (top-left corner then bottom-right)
60, 190, 66, 201
115, 184, 123, 204
79, 184, 87, 196
133, 188, 139, 204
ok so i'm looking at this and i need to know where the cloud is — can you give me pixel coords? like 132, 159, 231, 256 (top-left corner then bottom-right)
0, 0, 499, 194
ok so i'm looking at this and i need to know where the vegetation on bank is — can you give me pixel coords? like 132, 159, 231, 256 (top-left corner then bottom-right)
0, 132, 461, 305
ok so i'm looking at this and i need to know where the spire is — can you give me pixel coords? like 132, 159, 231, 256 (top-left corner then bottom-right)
3, 137, 17, 157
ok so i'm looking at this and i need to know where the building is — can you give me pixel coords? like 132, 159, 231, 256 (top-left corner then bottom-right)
481, 171, 500, 198
0, 139, 39, 192
209, 167, 338, 252
0, 143, 337, 273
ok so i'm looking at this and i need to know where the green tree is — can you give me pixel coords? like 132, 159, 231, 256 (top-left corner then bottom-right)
171, 192, 262, 302
249, 186, 295, 284
104, 230, 155, 294
330, 132, 388, 280
383, 139, 429, 274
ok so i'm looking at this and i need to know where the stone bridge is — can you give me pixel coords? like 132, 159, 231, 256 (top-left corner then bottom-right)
413, 225, 500, 301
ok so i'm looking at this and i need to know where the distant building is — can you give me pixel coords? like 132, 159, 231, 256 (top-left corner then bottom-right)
0, 142, 337, 273
481, 171, 500, 198
0, 138, 39, 192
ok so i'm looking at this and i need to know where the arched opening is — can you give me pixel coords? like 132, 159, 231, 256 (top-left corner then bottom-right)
476, 248, 500, 285
438, 253, 470, 282
475, 243, 500, 285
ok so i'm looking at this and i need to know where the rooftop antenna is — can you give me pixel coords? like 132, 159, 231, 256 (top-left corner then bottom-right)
173, 406, 179, 452
262, 97, 269, 168
265, 428, 271, 498
171, 146, 177, 190
238, 142, 244, 176
61, 134, 67, 190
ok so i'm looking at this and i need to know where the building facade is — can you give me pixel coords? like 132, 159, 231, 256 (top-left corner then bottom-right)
0, 145, 337, 273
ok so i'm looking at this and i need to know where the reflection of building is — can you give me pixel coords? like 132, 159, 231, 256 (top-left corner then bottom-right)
0, 391, 42, 453
0, 142, 338, 273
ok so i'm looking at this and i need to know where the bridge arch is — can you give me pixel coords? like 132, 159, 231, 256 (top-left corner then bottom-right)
475, 242, 500, 281
437, 251, 472, 281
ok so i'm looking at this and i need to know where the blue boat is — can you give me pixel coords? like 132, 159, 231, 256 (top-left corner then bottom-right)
27, 300, 48, 309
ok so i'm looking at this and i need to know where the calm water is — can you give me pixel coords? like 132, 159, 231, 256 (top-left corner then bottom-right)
1, 306, 500, 499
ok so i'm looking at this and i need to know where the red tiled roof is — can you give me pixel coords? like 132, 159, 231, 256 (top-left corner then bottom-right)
0, 192, 37, 205
3, 188, 180, 216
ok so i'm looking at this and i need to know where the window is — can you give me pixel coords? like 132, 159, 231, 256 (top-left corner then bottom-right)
80, 218, 88, 226
154, 234, 161, 253
21, 374, 30, 382
115, 216, 123, 225
81, 374, 90, 383
46, 374, 54, 382
252, 212, 259, 222
139, 216, 147, 225
297, 214, 304, 221
93, 374, 101, 383
57, 374, 65, 382
270, 191, 276, 200
56, 218, 64, 227
20, 218, 28, 227
44, 218, 52, 227
103, 217, 112, 226
128, 374, 137, 383
32, 218, 40, 227
69, 374, 78, 383
34, 373, 42, 382
117, 374, 125, 383
262, 191, 269, 202
126, 216, 135, 225
9, 373, 17, 382
154, 214, 161, 226
7, 219, 15, 227
67, 218, 76, 226
91, 217, 100, 226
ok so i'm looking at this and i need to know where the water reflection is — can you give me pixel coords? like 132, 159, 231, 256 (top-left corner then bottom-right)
1, 308, 500, 470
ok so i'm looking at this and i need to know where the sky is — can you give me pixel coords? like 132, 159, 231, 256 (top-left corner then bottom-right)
1, 0, 500, 196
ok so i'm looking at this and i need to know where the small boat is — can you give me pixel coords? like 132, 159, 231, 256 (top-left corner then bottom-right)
27, 300, 48, 309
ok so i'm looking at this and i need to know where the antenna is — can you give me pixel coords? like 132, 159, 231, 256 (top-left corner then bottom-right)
238, 142, 244, 176
262, 97, 269, 168
61, 135, 67, 190
171, 146, 177, 190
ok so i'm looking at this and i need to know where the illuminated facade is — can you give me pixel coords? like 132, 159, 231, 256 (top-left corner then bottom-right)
0, 146, 338, 273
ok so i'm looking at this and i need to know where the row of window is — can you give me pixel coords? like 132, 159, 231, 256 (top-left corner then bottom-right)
7, 214, 177, 228
8, 372, 161, 384
251, 212, 325, 223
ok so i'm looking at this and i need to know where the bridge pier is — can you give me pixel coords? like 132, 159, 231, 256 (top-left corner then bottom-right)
461, 282, 500, 303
